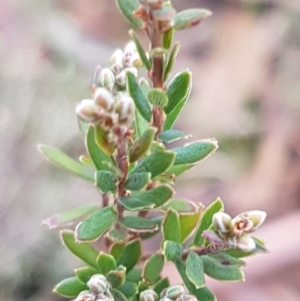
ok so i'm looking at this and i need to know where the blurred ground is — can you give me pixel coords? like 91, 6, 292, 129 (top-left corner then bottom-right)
1, 0, 300, 300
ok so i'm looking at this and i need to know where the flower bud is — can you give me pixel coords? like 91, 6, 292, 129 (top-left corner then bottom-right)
76, 99, 99, 122
124, 41, 137, 58
166, 285, 185, 300
230, 216, 252, 236
94, 88, 115, 112
176, 294, 197, 301
115, 68, 138, 88
87, 274, 109, 294
212, 212, 231, 234
110, 49, 124, 74
75, 291, 95, 301
98, 68, 115, 91
202, 230, 225, 244
228, 234, 256, 252
238, 210, 267, 232
140, 289, 158, 301
126, 52, 143, 68
115, 96, 135, 125
95, 293, 114, 301
160, 297, 173, 301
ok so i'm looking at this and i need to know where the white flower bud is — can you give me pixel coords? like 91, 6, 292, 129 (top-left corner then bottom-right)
124, 41, 137, 58
95, 293, 114, 301
166, 285, 185, 300
74, 291, 95, 301
115, 68, 137, 88
212, 212, 231, 234
238, 210, 267, 232
76, 99, 100, 122
115, 96, 135, 125
140, 289, 158, 301
94, 88, 115, 112
98, 68, 115, 91
87, 274, 109, 294
126, 52, 142, 68
176, 294, 197, 301
110, 49, 124, 74
202, 230, 225, 244
228, 234, 256, 252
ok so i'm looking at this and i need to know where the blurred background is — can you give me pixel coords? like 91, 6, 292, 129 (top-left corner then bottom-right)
1, 0, 300, 300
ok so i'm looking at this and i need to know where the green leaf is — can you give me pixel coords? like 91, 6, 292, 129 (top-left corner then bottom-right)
129, 30, 151, 71
107, 266, 126, 288
53, 277, 88, 298
129, 128, 156, 163
107, 228, 129, 243
163, 43, 180, 82
75, 206, 118, 242
110, 243, 125, 261
201, 255, 245, 281
61, 230, 99, 269
162, 209, 181, 243
166, 163, 194, 176
111, 288, 128, 301
164, 71, 191, 114
153, 277, 170, 295
86, 125, 112, 171
179, 204, 202, 242
123, 172, 151, 191
119, 217, 159, 233
95, 170, 117, 193
186, 252, 205, 288
163, 240, 183, 262
126, 269, 142, 282
162, 199, 194, 213
129, 150, 175, 179
127, 72, 152, 122
142, 254, 164, 284
117, 239, 141, 271
173, 9, 212, 30
174, 260, 216, 301
158, 129, 191, 144
97, 252, 117, 275
209, 253, 246, 267
172, 140, 218, 165
147, 89, 169, 108
119, 281, 138, 298
120, 185, 173, 211
38, 145, 94, 181
43, 204, 99, 229
163, 28, 174, 50
194, 198, 224, 246
140, 216, 162, 240
75, 266, 99, 283
94, 126, 116, 155
115, 0, 142, 28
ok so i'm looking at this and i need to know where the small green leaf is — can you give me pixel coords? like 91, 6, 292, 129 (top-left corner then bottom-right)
123, 172, 151, 191
162, 199, 194, 213
163, 28, 174, 50
119, 281, 138, 298
162, 209, 181, 243
119, 217, 158, 233
186, 252, 205, 288
94, 126, 116, 155
107, 266, 126, 288
147, 89, 169, 108
43, 204, 99, 229
110, 243, 125, 261
119, 197, 155, 211
163, 240, 183, 262
97, 252, 117, 275
194, 198, 224, 246
129, 150, 175, 179
153, 277, 170, 295
163, 43, 180, 82
129, 128, 156, 163
174, 260, 216, 301
53, 277, 88, 298
142, 254, 164, 284
111, 288, 128, 301
179, 205, 202, 242
61, 230, 98, 269
164, 71, 191, 114
126, 269, 142, 282
201, 255, 245, 281
117, 239, 142, 271
158, 129, 191, 144
172, 140, 218, 165
75, 206, 118, 242
140, 216, 162, 240
38, 145, 94, 181
95, 170, 117, 193
166, 163, 194, 176
129, 30, 151, 71
173, 9, 212, 31
209, 253, 246, 267
127, 72, 152, 122
75, 266, 99, 284
115, 0, 142, 28
107, 228, 129, 243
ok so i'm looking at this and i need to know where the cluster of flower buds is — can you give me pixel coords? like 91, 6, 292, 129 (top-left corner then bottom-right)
74, 275, 114, 301
140, 286, 197, 301
204, 210, 267, 252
